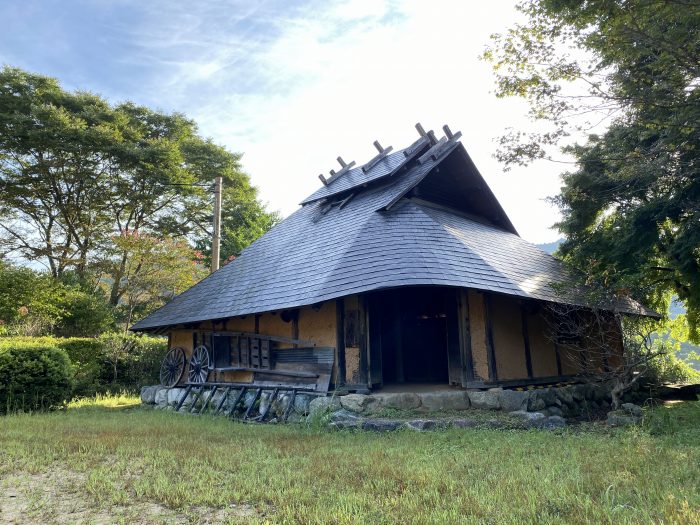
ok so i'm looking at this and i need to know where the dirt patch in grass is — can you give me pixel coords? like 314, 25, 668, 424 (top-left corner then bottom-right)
0, 467, 264, 524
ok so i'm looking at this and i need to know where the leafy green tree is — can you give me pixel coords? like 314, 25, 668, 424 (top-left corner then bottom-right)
483, 0, 700, 341
102, 231, 208, 330
0, 261, 113, 336
196, 182, 281, 265
0, 67, 277, 311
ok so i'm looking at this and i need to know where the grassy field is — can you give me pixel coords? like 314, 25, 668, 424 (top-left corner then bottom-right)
0, 397, 699, 524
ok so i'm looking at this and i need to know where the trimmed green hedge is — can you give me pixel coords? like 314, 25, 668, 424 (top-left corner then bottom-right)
0, 334, 167, 399
0, 341, 73, 413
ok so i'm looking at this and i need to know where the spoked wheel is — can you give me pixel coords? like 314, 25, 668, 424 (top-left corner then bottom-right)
188, 345, 211, 384
160, 347, 186, 387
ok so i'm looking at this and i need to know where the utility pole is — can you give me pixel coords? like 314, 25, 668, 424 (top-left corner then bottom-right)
211, 176, 222, 273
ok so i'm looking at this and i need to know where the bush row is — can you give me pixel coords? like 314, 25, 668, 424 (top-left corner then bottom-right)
0, 334, 167, 412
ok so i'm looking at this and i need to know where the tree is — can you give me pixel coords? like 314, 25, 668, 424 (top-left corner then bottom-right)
103, 231, 208, 330
195, 181, 281, 265
542, 301, 694, 408
0, 67, 277, 310
483, 0, 700, 341
0, 261, 113, 336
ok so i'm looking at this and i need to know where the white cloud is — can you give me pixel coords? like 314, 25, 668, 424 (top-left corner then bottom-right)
124, 0, 568, 243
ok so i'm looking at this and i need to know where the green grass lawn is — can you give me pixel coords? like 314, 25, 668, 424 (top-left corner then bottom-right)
1, 397, 699, 524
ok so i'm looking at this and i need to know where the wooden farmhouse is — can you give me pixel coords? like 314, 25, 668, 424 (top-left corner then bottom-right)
132, 124, 651, 395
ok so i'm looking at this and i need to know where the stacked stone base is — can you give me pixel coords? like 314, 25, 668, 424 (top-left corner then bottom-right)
141, 381, 634, 430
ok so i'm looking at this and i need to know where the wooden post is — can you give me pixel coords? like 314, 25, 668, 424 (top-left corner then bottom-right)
483, 294, 498, 382
358, 295, 369, 388
554, 342, 563, 376
458, 290, 474, 385
335, 298, 346, 387
521, 303, 534, 379
211, 175, 223, 273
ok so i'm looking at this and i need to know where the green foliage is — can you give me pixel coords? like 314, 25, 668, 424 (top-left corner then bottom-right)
647, 314, 700, 384
484, 1, 700, 340
95, 332, 166, 393
0, 67, 277, 321
0, 339, 73, 412
0, 261, 114, 336
0, 335, 166, 397
102, 233, 207, 328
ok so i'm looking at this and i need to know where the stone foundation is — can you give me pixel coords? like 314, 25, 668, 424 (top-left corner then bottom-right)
142, 381, 615, 420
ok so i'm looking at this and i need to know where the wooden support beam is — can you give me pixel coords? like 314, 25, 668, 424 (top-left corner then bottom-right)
283, 389, 296, 422
199, 385, 218, 413
318, 173, 328, 186
362, 143, 394, 173
418, 137, 447, 164
336, 298, 346, 387
244, 388, 262, 420
442, 124, 454, 139
521, 303, 534, 379
458, 290, 475, 384
427, 129, 438, 145
214, 386, 232, 415
358, 295, 369, 388
324, 159, 356, 186
228, 387, 247, 417
208, 330, 316, 347
415, 122, 428, 138
554, 342, 563, 376
483, 294, 498, 382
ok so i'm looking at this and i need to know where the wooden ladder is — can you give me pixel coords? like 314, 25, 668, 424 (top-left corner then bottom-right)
174, 383, 304, 423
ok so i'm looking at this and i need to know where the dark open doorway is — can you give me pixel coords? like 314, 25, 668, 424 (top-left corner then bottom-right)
368, 287, 460, 388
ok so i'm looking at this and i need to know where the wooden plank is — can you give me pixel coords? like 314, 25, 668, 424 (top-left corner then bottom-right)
465, 374, 581, 389
214, 386, 232, 415
554, 342, 563, 376
251, 338, 260, 368
521, 303, 534, 379
283, 389, 296, 422
261, 339, 271, 369
209, 330, 316, 347
362, 144, 393, 173
212, 367, 319, 378
227, 387, 247, 417
188, 386, 205, 413
446, 290, 462, 386
483, 294, 498, 382
175, 384, 193, 412
258, 388, 278, 421
458, 289, 475, 384
240, 337, 250, 368
367, 295, 383, 388
358, 295, 369, 387
199, 385, 218, 414
244, 388, 262, 420
335, 298, 346, 386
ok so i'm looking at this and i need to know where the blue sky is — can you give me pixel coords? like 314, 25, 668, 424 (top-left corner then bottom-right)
0, 0, 569, 243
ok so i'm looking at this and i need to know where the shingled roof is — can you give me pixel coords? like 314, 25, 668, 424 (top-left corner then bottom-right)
132, 125, 654, 332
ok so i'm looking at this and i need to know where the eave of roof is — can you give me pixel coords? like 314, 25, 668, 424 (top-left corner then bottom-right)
132, 125, 657, 332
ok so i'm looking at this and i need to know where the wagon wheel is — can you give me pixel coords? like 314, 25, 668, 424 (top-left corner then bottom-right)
188, 345, 211, 384
160, 347, 186, 387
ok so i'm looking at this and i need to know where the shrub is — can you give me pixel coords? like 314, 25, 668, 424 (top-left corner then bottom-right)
0, 340, 73, 412
645, 351, 699, 385
0, 335, 167, 399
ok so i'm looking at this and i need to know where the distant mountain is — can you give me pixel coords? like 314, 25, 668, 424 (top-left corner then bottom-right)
536, 239, 563, 255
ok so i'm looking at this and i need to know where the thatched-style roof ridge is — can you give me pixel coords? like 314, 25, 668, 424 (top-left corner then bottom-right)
132, 126, 654, 332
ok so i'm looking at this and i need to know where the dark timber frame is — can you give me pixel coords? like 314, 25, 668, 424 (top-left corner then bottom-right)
483, 294, 498, 382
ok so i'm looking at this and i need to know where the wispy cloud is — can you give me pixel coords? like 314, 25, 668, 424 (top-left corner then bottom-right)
0, 0, 565, 243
